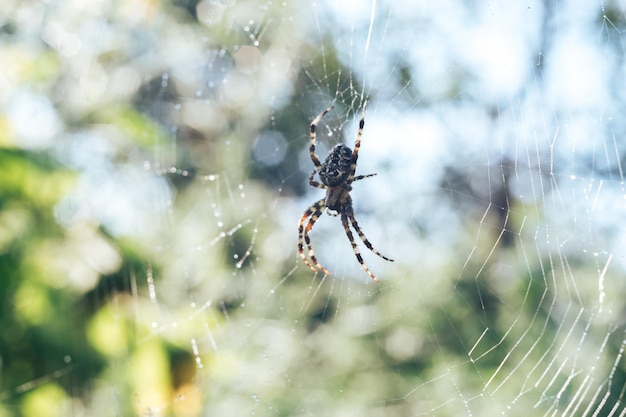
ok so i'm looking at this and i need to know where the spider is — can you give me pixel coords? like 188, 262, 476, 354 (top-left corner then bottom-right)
297, 102, 394, 282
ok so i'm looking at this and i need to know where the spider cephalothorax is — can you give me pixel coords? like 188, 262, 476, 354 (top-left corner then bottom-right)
297, 103, 394, 281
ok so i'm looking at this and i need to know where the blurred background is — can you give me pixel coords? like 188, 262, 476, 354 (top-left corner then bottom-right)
1, 0, 626, 416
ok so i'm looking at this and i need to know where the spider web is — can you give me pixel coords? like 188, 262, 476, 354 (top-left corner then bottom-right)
3, 0, 626, 416
294, 1, 626, 415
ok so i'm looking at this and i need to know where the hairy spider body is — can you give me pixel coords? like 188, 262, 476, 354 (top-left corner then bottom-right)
297, 103, 394, 281
319, 144, 352, 187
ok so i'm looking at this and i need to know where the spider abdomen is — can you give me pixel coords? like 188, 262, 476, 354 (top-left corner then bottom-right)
319, 144, 353, 187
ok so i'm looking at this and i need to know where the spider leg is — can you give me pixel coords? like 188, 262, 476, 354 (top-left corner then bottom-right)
308, 170, 326, 189
310, 106, 334, 170
353, 173, 377, 182
298, 203, 322, 273
345, 198, 394, 262
298, 198, 331, 275
348, 101, 367, 181
340, 209, 379, 282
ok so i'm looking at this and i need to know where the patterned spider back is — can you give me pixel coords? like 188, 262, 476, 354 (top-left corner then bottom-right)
319, 144, 353, 187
